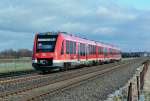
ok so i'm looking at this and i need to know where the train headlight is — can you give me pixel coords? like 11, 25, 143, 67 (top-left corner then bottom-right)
32, 59, 38, 63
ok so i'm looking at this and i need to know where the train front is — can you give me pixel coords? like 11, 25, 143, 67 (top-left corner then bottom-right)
32, 32, 59, 72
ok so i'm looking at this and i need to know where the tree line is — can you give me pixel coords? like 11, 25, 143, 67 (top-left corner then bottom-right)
0, 49, 148, 59
121, 52, 149, 58
0, 49, 32, 59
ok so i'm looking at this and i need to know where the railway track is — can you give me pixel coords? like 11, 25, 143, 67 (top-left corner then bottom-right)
0, 59, 126, 85
0, 58, 145, 101
0, 59, 134, 84
0, 70, 38, 81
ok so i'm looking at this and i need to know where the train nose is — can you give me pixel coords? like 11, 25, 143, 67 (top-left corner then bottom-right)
38, 58, 53, 66
39, 59, 48, 65
35, 52, 55, 58
42, 53, 46, 57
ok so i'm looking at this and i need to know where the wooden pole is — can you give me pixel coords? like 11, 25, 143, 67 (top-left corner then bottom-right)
136, 76, 140, 100
127, 83, 132, 101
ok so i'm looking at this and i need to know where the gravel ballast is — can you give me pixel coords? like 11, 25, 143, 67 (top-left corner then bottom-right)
36, 59, 144, 101
0, 60, 132, 94
144, 64, 150, 101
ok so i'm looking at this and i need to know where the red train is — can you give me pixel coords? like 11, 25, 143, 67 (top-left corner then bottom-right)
32, 32, 121, 73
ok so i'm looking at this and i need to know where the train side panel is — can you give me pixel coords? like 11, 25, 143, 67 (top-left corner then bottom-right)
32, 32, 122, 72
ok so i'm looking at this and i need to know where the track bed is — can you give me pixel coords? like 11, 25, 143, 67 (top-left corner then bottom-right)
0, 58, 147, 101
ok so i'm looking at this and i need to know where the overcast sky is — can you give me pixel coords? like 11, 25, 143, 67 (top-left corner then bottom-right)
0, 0, 150, 52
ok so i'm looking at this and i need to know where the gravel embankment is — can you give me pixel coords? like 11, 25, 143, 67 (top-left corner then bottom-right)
0, 58, 134, 74
36, 59, 144, 101
0, 60, 133, 94
144, 65, 150, 101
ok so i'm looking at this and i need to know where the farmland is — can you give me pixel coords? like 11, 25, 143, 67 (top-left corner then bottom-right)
0, 58, 33, 73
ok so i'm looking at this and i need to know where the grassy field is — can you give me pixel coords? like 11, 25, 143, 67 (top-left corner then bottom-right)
0, 57, 135, 74
0, 58, 33, 73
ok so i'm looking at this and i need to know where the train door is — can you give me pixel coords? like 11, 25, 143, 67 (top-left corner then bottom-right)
60, 40, 65, 59
77, 43, 80, 61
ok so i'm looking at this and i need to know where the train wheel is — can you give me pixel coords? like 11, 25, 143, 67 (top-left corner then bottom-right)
41, 70, 47, 74
60, 67, 64, 71
64, 63, 68, 71
63, 63, 70, 71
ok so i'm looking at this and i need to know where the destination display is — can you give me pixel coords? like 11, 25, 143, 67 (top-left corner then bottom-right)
38, 38, 56, 42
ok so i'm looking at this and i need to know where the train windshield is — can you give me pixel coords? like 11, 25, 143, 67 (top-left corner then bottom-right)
37, 34, 58, 52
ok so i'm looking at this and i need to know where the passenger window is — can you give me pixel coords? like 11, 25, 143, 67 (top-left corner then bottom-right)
73, 42, 76, 54
61, 40, 64, 55
83, 44, 85, 56
80, 43, 82, 56
98, 47, 101, 54
70, 41, 73, 54
66, 40, 69, 54
104, 48, 107, 56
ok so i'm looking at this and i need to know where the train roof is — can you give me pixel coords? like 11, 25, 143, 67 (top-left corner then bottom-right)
60, 33, 96, 45
37, 32, 58, 35
36, 32, 120, 51
59, 32, 120, 50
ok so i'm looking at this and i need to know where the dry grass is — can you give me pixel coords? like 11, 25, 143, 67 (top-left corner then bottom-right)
0, 59, 33, 73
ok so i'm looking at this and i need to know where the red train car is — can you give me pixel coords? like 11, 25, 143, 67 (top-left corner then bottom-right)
32, 32, 121, 72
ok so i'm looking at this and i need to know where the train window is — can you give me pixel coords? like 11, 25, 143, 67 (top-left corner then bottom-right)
37, 35, 58, 52
70, 41, 73, 54
94, 45, 95, 54
66, 40, 69, 54
104, 48, 107, 56
80, 43, 82, 56
100, 47, 103, 54
92, 46, 93, 54
94, 46, 96, 54
110, 49, 113, 55
82, 44, 83, 56
91, 45, 93, 54
82, 44, 84, 56
71, 41, 73, 54
92, 45, 95, 54
91, 45, 92, 54
81, 43, 83, 56
83, 44, 85, 56
92, 45, 94, 54
98, 47, 101, 54
86, 45, 89, 55
61, 40, 64, 55
88, 45, 90, 54
80, 43, 85, 56
73, 42, 76, 54
108, 49, 110, 55
90, 45, 92, 54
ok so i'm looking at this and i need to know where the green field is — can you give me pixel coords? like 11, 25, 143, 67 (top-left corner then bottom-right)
0, 58, 134, 73
0, 58, 33, 73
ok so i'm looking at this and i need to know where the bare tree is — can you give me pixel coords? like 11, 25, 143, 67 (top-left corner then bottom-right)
0, 49, 32, 59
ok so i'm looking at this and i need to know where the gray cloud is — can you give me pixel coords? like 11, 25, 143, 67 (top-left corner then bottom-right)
0, 0, 150, 51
